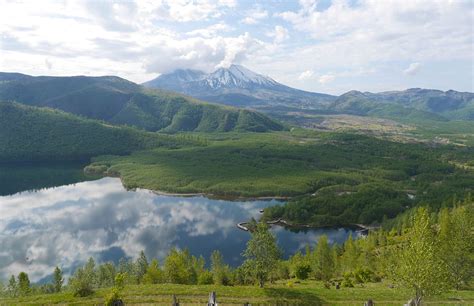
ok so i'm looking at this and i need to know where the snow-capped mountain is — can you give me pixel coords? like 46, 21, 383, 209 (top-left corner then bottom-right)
204, 65, 278, 89
143, 64, 335, 112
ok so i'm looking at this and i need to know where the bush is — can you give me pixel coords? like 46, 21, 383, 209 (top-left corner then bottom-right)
104, 287, 122, 306
342, 272, 354, 288
353, 268, 377, 284
294, 263, 311, 280
69, 267, 95, 297
197, 271, 214, 285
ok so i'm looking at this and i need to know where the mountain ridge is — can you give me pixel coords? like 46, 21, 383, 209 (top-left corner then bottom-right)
144, 66, 474, 121
0, 72, 286, 133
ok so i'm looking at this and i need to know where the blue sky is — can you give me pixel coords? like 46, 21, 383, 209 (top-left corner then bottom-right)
0, 0, 472, 94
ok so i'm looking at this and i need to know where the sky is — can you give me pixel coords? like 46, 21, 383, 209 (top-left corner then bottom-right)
0, 0, 473, 95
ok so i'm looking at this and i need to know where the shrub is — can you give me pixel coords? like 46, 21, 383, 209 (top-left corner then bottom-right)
294, 263, 311, 280
197, 271, 214, 285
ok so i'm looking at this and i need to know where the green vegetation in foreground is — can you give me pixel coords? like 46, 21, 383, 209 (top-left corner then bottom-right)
1, 202, 472, 305
0, 102, 196, 161
88, 130, 474, 226
2, 281, 473, 305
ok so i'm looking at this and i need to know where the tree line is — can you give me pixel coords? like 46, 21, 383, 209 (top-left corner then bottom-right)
1, 199, 472, 306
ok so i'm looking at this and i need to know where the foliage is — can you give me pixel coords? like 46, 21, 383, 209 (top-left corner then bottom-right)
7, 275, 17, 298
0, 102, 193, 162
17, 272, 30, 296
390, 207, 450, 305
0, 74, 285, 133
1, 202, 472, 304
243, 222, 281, 287
143, 259, 163, 284
163, 249, 197, 285
197, 271, 214, 285
293, 263, 311, 280
89, 130, 474, 227
312, 235, 334, 281
69, 257, 96, 297
53, 267, 63, 293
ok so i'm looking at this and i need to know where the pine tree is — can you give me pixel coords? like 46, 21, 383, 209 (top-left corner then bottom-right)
136, 251, 149, 283
7, 275, 17, 298
53, 266, 64, 293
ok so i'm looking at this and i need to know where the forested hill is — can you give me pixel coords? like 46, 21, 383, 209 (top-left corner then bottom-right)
0, 102, 192, 161
0, 72, 285, 133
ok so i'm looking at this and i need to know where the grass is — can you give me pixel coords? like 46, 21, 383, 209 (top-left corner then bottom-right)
2, 281, 473, 305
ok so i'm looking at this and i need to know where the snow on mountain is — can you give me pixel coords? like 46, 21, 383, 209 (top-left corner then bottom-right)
143, 64, 336, 111
204, 65, 278, 89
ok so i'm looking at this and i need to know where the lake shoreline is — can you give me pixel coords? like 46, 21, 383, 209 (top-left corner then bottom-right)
86, 168, 292, 202
237, 218, 378, 234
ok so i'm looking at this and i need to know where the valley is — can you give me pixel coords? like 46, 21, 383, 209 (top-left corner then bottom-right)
1, 69, 473, 305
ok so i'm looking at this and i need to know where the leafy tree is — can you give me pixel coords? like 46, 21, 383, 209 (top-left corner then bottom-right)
97, 262, 116, 288
392, 207, 449, 305
211, 250, 230, 285
197, 271, 214, 285
69, 257, 97, 297
143, 259, 163, 284
341, 234, 358, 273
312, 235, 334, 281
7, 275, 17, 298
438, 205, 474, 289
243, 222, 281, 287
53, 266, 63, 293
17, 272, 30, 296
163, 249, 197, 284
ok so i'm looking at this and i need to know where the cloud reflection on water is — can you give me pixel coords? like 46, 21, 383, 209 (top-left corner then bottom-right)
0, 177, 355, 282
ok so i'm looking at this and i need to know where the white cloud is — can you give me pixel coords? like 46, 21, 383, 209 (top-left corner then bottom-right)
404, 62, 421, 76
278, 0, 473, 63
319, 74, 335, 84
298, 70, 314, 80
241, 7, 268, 25
268, 25, 289, 44
0, 0, 472, 93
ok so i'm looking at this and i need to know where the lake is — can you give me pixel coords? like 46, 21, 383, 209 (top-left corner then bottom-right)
0, 164, 359, 282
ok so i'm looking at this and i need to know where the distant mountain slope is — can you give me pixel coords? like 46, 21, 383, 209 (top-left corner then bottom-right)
331, 89, 474, 121
0, 102, 187, 161
0, 72, 285, 133
143, 65, 336, 111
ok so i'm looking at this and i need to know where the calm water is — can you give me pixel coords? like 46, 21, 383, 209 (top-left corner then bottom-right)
0, 165, 358, 282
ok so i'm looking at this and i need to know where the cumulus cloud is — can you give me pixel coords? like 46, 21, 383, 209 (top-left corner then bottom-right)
268, 25, 289, 44
241, 7, 268, 25
0, 0, 472, 93
403, 62, 421, 76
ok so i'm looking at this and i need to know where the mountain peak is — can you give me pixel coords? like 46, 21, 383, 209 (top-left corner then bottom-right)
206, 64, 277, 89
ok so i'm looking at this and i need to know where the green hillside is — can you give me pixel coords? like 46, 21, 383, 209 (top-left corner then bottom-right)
0, 102, 189, 161
330, 89, 473, 122
0, 73, 285, 133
